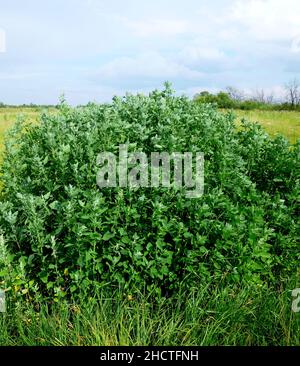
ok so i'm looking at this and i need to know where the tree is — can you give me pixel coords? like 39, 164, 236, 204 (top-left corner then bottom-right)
193, 91, 216, 104
266, 93, 274, 104
285, 78, 300, 106
216, 91, 235, 108
254, 88, 266, 103
253, 88, 274, 104
225, 86, 244, 101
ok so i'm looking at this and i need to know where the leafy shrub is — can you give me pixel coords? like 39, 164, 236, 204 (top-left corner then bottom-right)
194, 91, 236, 108
0, 84, 299, 299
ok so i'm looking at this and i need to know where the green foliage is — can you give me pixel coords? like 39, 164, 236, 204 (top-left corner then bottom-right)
194, 90, 300, 111
0, 84, 299, 300
194, 91, 236, 108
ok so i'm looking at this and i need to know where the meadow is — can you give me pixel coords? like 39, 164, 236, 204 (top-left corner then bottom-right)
0, 92, 299, 346
234, 109, 300, 144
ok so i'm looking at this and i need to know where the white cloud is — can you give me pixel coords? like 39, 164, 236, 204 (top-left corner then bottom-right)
231, 0, 300, 42
124, 18, 188, 37
95, 51, 204, 80
180, 45, 225, 63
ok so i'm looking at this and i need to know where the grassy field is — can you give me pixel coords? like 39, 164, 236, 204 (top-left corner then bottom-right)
233, 109, 300, 144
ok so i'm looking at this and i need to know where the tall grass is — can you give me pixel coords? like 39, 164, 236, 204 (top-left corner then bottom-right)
0, 283, 299, 346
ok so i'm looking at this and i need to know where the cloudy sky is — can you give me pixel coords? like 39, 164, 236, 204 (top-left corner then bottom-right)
0, 0, 300, 104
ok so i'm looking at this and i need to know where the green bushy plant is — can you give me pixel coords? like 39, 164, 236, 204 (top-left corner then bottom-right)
0, 84, 299, 300
194, 91, 236, 108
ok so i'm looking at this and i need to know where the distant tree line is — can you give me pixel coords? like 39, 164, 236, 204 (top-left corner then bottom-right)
194, 78, 300, 111
0, 102, 58, 109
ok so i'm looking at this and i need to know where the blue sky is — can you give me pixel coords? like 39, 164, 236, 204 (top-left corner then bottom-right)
0, 0, 300, 105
